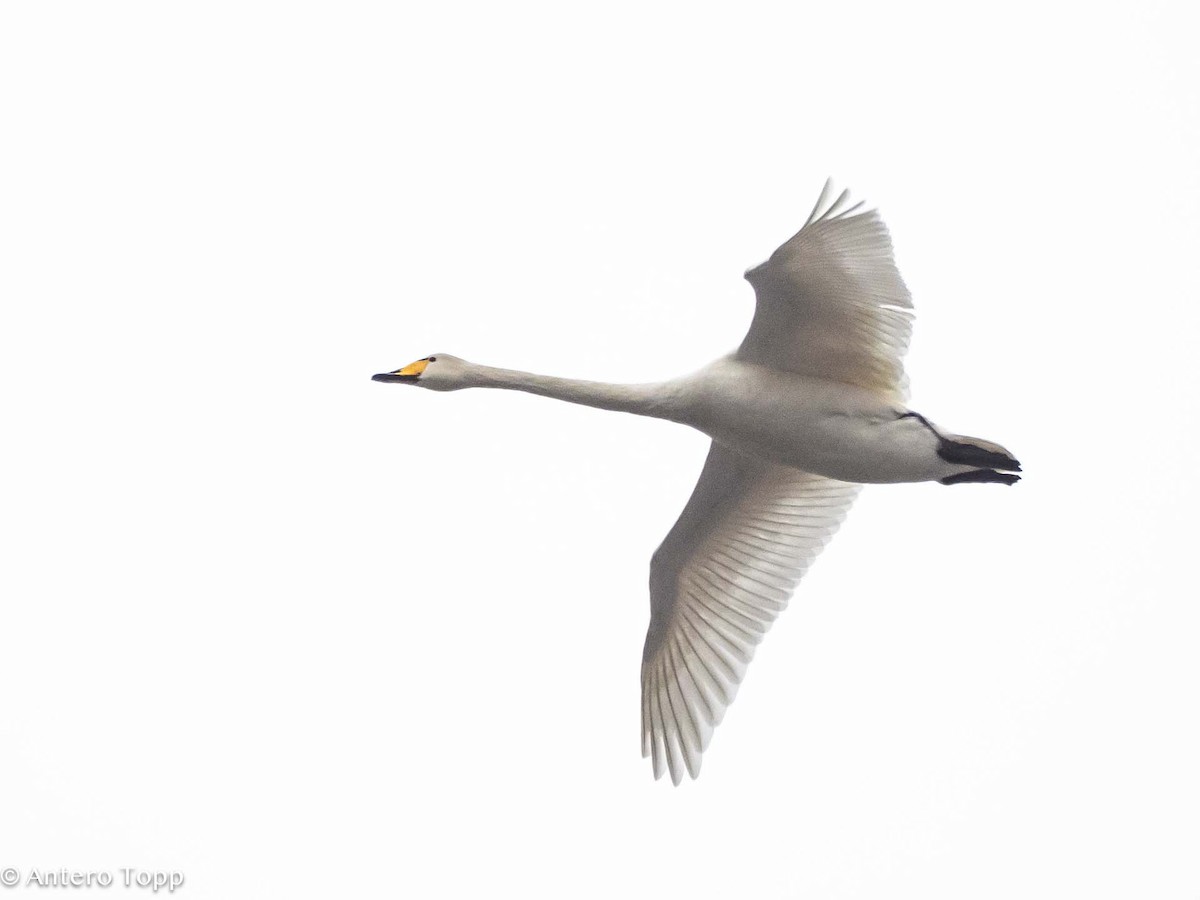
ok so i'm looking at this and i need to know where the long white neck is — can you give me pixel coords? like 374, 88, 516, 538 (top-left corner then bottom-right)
469, 363, 684, 421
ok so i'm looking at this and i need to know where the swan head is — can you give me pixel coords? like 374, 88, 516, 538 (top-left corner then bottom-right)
371, 354, 472, 391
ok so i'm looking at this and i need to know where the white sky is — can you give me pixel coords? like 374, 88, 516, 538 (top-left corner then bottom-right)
2, 2, 1198, 898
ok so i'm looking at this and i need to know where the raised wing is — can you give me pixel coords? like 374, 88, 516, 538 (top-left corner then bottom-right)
740, 180, 914, 401
642, 443, 860, 783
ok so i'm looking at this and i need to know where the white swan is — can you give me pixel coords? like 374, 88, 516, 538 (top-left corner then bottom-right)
373, 181, 1020, 784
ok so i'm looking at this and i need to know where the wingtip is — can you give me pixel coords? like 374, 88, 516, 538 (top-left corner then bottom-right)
801, 178, 879, 228
801, 178, 836, 229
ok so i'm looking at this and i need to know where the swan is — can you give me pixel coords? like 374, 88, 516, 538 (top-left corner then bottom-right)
372, 181, 1020, 784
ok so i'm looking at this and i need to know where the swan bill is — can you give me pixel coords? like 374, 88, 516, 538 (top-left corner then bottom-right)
372, 358, 430, 383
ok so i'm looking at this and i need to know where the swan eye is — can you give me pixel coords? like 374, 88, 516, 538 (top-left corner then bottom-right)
428, 356, 437, 362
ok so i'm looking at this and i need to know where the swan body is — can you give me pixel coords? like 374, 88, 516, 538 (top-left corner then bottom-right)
673, 359, 965, 484
372, 181, 1020, 784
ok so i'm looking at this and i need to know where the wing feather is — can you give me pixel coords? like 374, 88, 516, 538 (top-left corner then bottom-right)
740, 179, 914, 400
641, 443, 860, 783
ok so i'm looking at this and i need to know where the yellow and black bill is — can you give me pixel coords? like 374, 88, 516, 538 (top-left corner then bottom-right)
372, 358, 430, 383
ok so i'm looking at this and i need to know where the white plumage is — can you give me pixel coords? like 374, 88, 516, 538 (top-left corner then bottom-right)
642, 446, 860, 782
373, 181, 1020, 784
742, 180, 914, 401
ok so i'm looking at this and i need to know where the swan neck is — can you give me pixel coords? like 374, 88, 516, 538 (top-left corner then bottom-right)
473, 365, 679, 419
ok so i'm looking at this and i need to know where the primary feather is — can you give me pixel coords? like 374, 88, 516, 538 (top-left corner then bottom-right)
642, 445, 860, 784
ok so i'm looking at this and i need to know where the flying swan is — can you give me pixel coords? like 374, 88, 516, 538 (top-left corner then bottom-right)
373, 181, 1020, 784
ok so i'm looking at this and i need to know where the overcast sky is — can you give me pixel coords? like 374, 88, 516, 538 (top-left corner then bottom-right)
2, 2, 1197, 898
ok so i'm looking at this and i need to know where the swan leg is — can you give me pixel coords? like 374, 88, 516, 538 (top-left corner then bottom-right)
940, 468, 1021, 486
897, 411, 1021, 473
935, 437, 1021, 472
